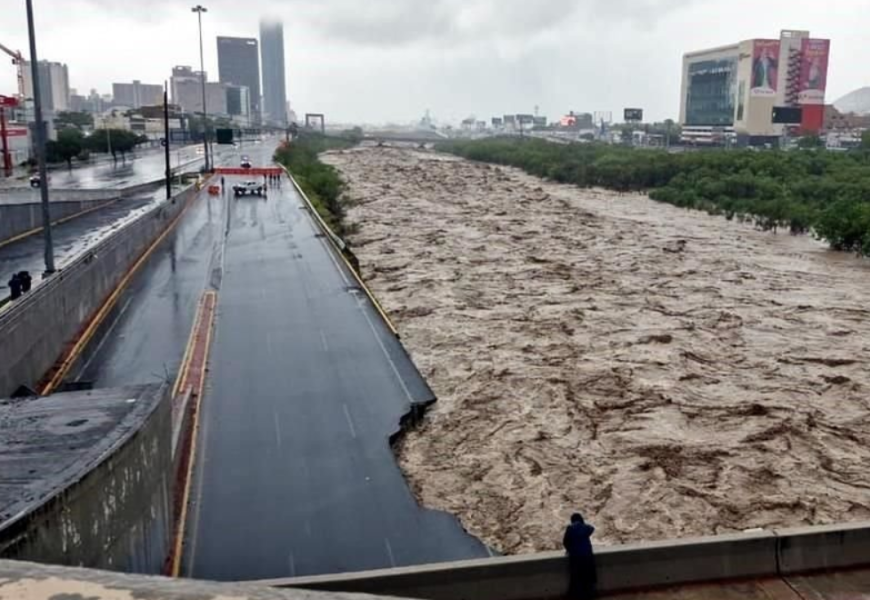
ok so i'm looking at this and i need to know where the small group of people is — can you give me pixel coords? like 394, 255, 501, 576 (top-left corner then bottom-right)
7, 271, 33, 300
264, 173, 282, 187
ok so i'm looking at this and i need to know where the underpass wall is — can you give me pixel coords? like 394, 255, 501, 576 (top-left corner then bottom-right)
0, 184, 198, 396
0, 195, 119, 246
0, 384, 173, 573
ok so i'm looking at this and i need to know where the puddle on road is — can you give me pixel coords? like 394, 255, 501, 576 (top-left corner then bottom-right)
324, 146, 870, 555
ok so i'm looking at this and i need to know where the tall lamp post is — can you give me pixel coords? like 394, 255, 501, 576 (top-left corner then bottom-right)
25, 0, 55, 275
192, 4, 210, 172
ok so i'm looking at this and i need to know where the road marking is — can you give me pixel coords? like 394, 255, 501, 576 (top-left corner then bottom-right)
384, 538, 396, 567
320, 330, 329, 352
342, 403, 357, 439
274, 411, 283, 448
288, 553, 296, 577
169, 290, 218, 578
486, 546, 495, 557
75, 296, 133, 381
357, 299, 414, 403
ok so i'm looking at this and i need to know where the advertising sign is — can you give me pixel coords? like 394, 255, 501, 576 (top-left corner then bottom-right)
772, 106, 802, 124
798, 38, 830, 104
624, 108, 643, 122
751, 39, 780, 97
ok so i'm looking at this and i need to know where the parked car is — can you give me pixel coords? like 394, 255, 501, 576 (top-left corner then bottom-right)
232, 180, 265, 196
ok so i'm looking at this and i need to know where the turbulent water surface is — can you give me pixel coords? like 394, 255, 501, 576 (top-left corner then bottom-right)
324, 146, 870, 554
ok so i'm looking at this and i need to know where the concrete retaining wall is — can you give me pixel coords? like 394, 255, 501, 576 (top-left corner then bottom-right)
0, 385, 173, 573
267, 524, 870, 599
0, 184, 198, 396
0, 195, 117, 245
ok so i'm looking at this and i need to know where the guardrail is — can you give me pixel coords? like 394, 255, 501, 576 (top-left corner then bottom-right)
261, 522, 870, 599
279, 165, 400, 338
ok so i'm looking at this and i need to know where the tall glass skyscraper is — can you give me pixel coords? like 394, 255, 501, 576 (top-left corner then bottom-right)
217, 36, 261, 124
260, 19, 288, 127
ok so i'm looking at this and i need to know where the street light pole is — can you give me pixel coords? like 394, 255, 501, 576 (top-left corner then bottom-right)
25, 0, 55, 275
192, 5, 210, 172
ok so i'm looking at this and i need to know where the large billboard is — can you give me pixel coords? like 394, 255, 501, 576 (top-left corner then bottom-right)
798, 38, 830, 105
624, 108, 643, 122
750, 39, 780, 97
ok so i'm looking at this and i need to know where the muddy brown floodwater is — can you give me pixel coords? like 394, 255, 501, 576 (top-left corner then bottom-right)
323, 146, 870, 555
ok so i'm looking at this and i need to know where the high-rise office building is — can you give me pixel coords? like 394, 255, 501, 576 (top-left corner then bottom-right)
21, 60, 70, 115
112, 80, 163, 109
680, 29, 830, 144
217, 37, 260, 123
260, 19, 288, 127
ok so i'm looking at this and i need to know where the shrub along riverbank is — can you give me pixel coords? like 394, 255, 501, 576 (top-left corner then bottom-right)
274, 131, 359, 236
437, 138, 870, 256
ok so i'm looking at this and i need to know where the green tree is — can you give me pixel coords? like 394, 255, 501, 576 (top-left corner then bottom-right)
797, 135, 825, 150
86, 128, 144, 160
55, 111, 94, 130
47, 128, 84, 168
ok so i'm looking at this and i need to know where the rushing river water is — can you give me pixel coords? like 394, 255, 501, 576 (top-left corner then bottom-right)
325, 146, 870, 554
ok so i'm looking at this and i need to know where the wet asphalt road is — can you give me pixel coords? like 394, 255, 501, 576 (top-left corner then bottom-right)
60, 140, 487, 580
183, 152, 488, 581
48, 145, 203, 190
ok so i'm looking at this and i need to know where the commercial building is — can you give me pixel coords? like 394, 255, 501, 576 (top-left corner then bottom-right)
260, 19, 288, 127
112, 80, 163, 109
217, 37, 260, 123
225, 83, 252, 125
680, 30, 831, 145
21, 60, 69, 114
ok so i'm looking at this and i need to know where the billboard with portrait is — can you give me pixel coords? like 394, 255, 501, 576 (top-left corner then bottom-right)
750, 39, 780, 96
798, 38, 830, 105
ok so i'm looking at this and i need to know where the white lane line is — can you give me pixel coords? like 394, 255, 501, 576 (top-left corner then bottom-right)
75, 296, 134, 381
288, 553, 296, 577
384, 538, 396, 567
274, 411, 283, 448
320, 330, 329, 352
342, 403, 357, 439
486, 546, 495, 557
357, 300, 414, 403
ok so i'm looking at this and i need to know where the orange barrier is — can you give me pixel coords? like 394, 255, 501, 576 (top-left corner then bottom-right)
214, 167, 283, 176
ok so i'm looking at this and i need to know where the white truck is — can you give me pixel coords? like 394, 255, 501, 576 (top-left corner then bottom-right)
232, 180, 265, 196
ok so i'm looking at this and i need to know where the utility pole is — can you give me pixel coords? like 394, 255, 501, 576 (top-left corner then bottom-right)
192, 5, 210, 172
25, 0, 55, 275
163, 82, 171, 200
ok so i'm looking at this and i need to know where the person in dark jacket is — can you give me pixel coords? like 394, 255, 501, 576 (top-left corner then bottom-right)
563, 513, 596, 599
17, 271, 31, 293
8, 273, 21, 300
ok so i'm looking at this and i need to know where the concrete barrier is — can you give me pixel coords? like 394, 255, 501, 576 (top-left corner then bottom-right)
0, 183, 198, 396
776, 522, 870, 574
265, 524, 870, 600
0, 384, 173, 573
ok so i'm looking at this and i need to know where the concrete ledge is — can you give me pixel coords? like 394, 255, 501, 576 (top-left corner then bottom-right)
264, 525, 870, 600
776, 521, 870, 574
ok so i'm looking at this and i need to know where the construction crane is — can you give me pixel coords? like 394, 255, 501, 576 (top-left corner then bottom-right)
0, 41, 25, 99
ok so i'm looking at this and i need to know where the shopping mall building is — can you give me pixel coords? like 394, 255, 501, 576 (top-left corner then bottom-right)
679, 30, 830, 146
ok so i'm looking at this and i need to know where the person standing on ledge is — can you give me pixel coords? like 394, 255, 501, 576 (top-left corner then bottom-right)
563, 512, 597, 599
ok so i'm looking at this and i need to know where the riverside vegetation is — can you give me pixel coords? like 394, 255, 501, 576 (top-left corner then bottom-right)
438, 137, 870, 256
274, 131, 360, 236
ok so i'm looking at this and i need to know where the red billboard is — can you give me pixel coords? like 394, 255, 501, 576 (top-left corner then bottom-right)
798, 38, 830, 105
751, 40, 780, 97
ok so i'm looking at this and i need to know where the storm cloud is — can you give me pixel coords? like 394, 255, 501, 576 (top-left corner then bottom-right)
0, 0, 867, 124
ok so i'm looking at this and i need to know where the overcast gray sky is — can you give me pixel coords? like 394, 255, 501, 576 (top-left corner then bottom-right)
1, 0, 867, 124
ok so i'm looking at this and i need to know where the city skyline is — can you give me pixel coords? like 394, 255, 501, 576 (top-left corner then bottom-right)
0, 0, 868, 124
